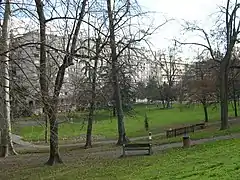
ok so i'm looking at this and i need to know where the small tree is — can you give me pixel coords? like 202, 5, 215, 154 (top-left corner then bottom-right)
145, 77, 160, 103
186, 59, 218, 122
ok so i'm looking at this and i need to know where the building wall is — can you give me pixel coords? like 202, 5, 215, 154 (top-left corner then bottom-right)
135, 48, 189, 85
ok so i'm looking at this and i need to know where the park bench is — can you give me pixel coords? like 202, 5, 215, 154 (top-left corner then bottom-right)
166, 122, 206, 138
195, 122, 206, 130
122, 143, 153, 157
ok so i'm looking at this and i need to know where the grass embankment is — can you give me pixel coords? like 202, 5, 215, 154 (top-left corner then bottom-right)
15, 121, 240, 154
13, 104, 237, 141
134, 121, 240, 145
2, 138, 240, 180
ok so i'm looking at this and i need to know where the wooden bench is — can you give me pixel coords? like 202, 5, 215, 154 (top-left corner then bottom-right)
195, 123, 206, 130
166, 122, 206, 138
122, 143, 153, 157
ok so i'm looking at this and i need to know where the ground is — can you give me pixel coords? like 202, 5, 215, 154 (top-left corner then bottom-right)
1, 136, 240, 179
13, 103, 237, 142
1, 103, 240, 179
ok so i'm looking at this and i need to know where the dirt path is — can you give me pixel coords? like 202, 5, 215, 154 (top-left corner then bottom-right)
90, 133, 240, 158
1, 132, 240, 172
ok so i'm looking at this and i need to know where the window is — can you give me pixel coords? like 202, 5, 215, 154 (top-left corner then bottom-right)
33, 53, 39, 58
12, 67, 17, 76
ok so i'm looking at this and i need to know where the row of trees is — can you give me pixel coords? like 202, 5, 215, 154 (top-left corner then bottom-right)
138, 47, 240, 123
0, 0, 240, 166
0, 0, 164, 165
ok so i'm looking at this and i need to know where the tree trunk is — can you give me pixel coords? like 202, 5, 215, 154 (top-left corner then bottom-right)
179, 98, 183, 112
85, 111, 93, 148
232, 81, 238, 117
237, 95, 240, 106
162, 100, 165, 109
107, 0, 128, 145
85, 38, 100, 149
44, 110, 48, 143
203, 103, 208, 123
112, 63, 128, 145
35, 0, 62, 165
35, 0, 88, 165
166, 98, 170, 108
45, 107, 63, 165
220, 65, 229, 130
0, 0, 17, 157
112, 106, 116, 117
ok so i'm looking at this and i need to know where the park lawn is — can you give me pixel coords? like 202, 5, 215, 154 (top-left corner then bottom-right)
2, 138, 240, 180
134, 122, 240, 145
14, 103, 237, 141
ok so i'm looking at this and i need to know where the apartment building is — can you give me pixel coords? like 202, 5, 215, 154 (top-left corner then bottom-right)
10, 31, 88, 115
136, 48, 189, 85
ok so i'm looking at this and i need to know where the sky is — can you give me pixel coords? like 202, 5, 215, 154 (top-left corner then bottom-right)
6, 0, 228, 61
137, 0, 226, 60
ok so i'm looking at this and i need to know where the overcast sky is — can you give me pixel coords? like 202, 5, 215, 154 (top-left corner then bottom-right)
138, 0, 226, 60
8, 0, 229, 61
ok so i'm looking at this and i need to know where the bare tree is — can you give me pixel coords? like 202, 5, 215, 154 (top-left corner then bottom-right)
106, 0, 127, 145
84, 36, 102, 148
106, 0, 168, 144
176, 0, 240, 129
156, 44, 183, 108
187, 59, 218, 122
34, 0, 88, 165
0, 0, 17, 157
228, 48, 240, 117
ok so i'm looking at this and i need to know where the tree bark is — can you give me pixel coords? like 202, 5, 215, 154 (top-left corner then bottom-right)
85, 38, 100, 149
202, 103, 208, 123
162, 100, 165, 109
35, 0, 88, 165
0, 0, 17, 157
45, 106, 62, 165
232, 81, 238, 117
107, 0, 128, 145
43, 108, 48, 143
220, 64, 229, 130
112, 106, 116, 117
237, 95, 240, 107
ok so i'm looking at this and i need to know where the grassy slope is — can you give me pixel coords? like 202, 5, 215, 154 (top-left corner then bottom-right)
134, 121, 240, 145
3, 139, 240, 180
14, 104, 236, 141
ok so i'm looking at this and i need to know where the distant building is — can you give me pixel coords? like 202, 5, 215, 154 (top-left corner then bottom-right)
9, 31, 89, 115
136, 48, 189, 85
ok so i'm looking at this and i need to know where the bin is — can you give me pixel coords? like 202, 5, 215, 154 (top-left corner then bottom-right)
182, 135, 191, 148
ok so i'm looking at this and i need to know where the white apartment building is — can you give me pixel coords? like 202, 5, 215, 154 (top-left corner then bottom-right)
136, 48, 189, 85
10, 31, 89, 114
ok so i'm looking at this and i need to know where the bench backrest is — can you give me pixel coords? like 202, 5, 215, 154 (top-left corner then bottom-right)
124, 143, 151, 148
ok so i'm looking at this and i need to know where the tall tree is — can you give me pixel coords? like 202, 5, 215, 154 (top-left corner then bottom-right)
0, 0, 17, 157
85, 37, 101, 148
157, 45, 182, 107
106, 0, 128, 145
177, 0, 240, 129
106, 0, 168, 144
35, 0, 88, 165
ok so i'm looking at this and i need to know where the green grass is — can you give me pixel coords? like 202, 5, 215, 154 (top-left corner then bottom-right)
2, 138, 240, 179
13, 103, 237, 141
135, 122, 240, 145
